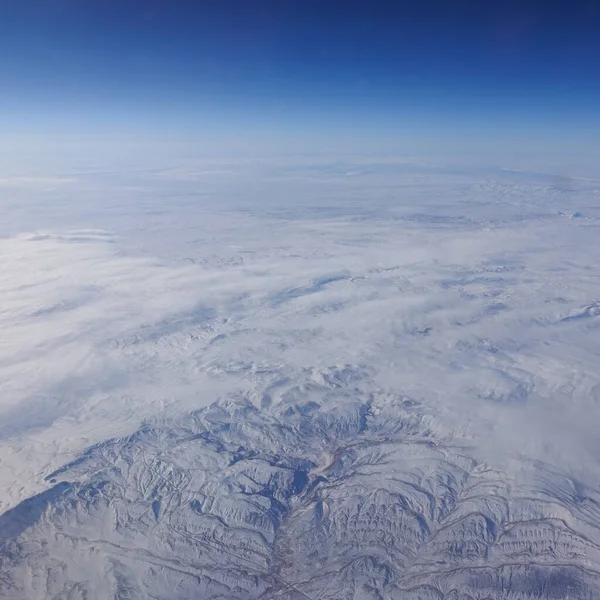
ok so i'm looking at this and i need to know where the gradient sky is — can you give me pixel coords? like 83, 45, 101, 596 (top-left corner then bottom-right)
1, 0, 600, 145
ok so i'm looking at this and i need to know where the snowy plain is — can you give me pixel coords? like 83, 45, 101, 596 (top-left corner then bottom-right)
1, 152, 600, 598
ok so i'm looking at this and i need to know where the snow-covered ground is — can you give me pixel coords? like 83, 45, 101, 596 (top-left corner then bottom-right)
1, 155, 600, 598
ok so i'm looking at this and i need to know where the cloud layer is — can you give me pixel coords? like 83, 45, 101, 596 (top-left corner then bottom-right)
1, 156, 600, 519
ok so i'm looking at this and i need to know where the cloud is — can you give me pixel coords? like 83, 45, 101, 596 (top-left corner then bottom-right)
0, 177, 77, 187
1, 156, 600, 519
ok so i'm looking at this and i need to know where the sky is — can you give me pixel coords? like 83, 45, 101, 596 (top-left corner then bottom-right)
1, 0, 600, 150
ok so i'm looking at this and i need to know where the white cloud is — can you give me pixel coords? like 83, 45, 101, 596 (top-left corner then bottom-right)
0, 155, 600, 520
0, 177, 77, 187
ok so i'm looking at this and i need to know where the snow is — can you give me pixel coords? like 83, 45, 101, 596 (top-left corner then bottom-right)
1, 154, 600, 598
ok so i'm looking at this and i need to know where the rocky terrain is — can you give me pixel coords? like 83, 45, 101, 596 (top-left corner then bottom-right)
2, 366, 599, 599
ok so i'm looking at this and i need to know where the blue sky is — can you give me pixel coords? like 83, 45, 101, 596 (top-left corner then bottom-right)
1, 0, 600, 148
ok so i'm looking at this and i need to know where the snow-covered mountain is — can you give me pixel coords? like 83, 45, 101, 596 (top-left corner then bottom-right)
2, 365, 600, 599
1, 157, 600, 598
